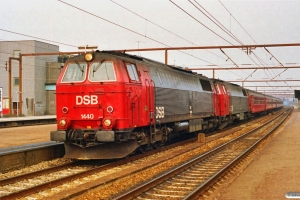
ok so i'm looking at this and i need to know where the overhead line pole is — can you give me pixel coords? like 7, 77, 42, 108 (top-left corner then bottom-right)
115, 43, 300, 65
188, 66, 300, 70
116, 43, 300, 53
228, 79, 300, 82
245, 86, 300, 88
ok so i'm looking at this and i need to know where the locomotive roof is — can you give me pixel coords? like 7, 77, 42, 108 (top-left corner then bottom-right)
101, 51, 208, 78
211, 78, 242, 87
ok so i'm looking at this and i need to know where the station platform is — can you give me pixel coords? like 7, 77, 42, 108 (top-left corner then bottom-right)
0, 115, 56, 128
0, 115, 56, 122
214, 108, 300, 200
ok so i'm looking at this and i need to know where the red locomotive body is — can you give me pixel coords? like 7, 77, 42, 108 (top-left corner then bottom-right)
212, 81, 230, 117
51, 51, 283, 160
51, 52, 155, 159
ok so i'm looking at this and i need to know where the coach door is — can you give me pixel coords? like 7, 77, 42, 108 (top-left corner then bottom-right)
126, 63, 141, 127
212, 84, 220, 116
142, 70, 155, 125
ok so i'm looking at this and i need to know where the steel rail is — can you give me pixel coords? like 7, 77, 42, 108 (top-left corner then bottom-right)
0, 134, 198, 199
0, 109, 287, 199
114, 108, 291, 199
184, 108, 292, 199
0, 162, 79, 187
46, 112, 279, 200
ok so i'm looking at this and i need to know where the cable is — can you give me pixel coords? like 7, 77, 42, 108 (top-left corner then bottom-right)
0, 29, 77, 48
169, 0, 258, 80
191, 0, 244, 45
218, 0, 257, 43
169, 0, 234, 45
218, 0, 289, 89
217, 1, 291, 90
58, 0, 215, 65
110, 0, 225, 61
0, 38, 62, 53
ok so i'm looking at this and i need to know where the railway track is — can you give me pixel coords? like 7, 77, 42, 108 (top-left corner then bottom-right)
114, 108, 292, 199
0, 135, 201, 199
0, 108, 290, 199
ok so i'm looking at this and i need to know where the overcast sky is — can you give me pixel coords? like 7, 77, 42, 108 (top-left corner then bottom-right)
1, 0, 300, 95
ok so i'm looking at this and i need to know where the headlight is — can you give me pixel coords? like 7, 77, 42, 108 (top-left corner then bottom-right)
59, 119, 67, 127
84, 53, 94, 62
103, 119, 112, 127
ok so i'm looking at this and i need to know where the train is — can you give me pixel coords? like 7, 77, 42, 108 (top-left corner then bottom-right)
50, 51, 283, 159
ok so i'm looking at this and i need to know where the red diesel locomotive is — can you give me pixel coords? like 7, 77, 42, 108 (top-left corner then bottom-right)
50, 51, 283, 159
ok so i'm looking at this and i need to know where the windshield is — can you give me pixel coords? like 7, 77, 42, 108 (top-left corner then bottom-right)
88, 61, 116, 82
62, 62, 87, 82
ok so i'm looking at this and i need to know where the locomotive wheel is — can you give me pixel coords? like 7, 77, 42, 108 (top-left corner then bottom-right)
138, 146, 145, 153
152, 141, 163, 149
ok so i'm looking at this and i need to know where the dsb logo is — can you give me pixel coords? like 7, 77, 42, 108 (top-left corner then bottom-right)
76, 95, 98, 105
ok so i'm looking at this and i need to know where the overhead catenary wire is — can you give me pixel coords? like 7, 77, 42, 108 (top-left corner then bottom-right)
190, 0, 244, 45
170, 0, 271, 82
218, 0, 257, 43
0, 38, 65, 53
110, 0, 226, 61
188, 0, 270, 84
215, 1, 290, 90
169, 0, 248, 79
0, 29, 77, 48
58, 0, 216, 65
169, 0, 234, 45
218, 0, 290, 89
216, 2, 272, 74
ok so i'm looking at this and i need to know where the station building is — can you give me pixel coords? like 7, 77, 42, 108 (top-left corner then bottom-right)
0, 40, 63, 116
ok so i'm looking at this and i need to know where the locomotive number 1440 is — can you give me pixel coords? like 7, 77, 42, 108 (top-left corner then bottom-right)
81, 114, 94, 119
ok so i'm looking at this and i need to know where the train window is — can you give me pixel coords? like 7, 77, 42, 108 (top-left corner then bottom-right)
211, 84, 216, 93
242, 89, 247, 96
199, 79, 212, 92
215, 84, 220, 94
62, 62, 87, 82
126, 63, 140, 82
221, 85, 227, 94
89, 61, 116, 82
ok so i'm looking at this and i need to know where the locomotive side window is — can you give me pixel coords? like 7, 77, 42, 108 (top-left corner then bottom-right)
62, 62, 87, 82
89, 61, 116, 82
126, 63, 140, 82
199, 79, 212, 92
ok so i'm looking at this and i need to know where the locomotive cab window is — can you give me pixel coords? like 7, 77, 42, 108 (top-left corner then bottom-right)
221, 85, 227, 94
62, 62, 87, 83
126, 63, 140, 82
215, 84, 221, 94
89, 61, 116, 82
